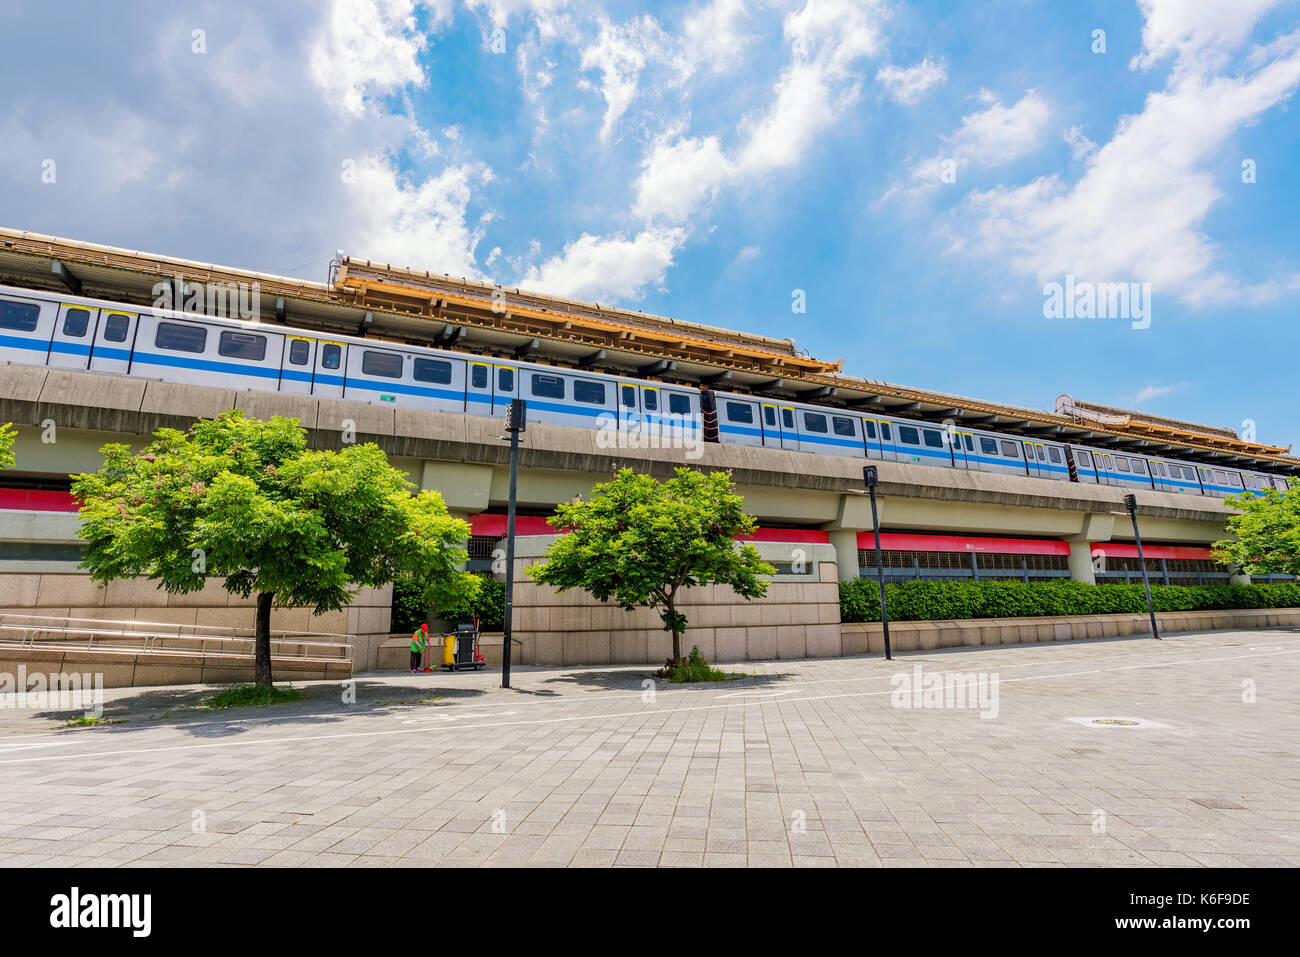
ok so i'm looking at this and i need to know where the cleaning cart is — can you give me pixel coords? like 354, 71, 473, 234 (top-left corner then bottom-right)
441, 621, 487, 672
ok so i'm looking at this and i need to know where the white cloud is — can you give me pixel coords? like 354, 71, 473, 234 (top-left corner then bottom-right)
882, 90, 1051, 202
1063, 125, 1097, 161
953, 4, 1300, 305
1132, 0, 1280, 71
735, 245, 760, 263
1133, 382, 1183, 403
679, 0, 752, 78
346, 157, 493, 279
579, 15, 665, 141
877, 57, 947, 104
308, 0, 429, 116
520, 226, 687, 301
633, 132, 733, 222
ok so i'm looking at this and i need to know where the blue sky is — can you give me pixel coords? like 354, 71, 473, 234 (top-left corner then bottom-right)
2, 0, 1298, 449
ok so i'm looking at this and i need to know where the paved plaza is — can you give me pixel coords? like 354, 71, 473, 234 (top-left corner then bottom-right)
0, 628, 1297, 867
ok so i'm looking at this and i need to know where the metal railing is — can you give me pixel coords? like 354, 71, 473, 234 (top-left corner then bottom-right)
0, 614, 352, 663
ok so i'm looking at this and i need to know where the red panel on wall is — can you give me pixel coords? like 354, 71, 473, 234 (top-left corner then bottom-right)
0, 489, 80, 512
738, 528, 829, 544
1088, 543, 1216, 561
468, 514, 829, 543
468, 514, 557, 537
855, 531, 1071, 556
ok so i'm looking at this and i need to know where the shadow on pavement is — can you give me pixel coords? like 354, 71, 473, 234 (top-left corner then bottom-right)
29, 678, 490, 738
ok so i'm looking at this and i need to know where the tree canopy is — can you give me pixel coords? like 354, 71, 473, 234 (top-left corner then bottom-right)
1215, 479, 1300, 578
72, 409, 478, 685
0, 422, 15, 470
528, 467, 775, 660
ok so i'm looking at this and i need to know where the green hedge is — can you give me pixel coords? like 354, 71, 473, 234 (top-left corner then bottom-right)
391, 572, 505, 634
839, 579, 1300, 623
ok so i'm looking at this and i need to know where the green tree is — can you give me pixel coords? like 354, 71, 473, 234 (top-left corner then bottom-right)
71, 409, 478, 686
1215, 479, 1300, 578
528, 467, 775, 660
0, 422, 14, 470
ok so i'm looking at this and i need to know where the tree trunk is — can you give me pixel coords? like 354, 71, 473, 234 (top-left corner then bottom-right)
667, 598, 681, 661
254, 592, 274, 688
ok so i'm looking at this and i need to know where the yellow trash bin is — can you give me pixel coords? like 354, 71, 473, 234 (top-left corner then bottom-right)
442, 632, 455, 667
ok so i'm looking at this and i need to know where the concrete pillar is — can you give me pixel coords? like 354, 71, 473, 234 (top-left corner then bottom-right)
828, 528, 862, 582
1068, 539, 1096, 585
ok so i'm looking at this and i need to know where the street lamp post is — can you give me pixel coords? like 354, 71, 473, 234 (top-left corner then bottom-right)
501, 399, 527, 687
864, 466, 892, 660
1124, 493, 1161, 640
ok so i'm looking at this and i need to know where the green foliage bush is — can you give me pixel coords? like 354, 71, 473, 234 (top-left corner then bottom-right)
839, 579, 1300, 623
392, 571, 505, 633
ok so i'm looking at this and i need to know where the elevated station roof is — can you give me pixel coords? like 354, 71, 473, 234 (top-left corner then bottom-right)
1, 225, 1295, 476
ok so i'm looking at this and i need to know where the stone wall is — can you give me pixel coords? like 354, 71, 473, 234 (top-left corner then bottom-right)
841, 607, 1300, 653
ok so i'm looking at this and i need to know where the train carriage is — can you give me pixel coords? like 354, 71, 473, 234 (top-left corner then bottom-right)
0, 282, 1292, 501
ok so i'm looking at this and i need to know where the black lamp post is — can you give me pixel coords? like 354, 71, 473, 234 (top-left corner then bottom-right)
501, 399, 527, 687
1124, 493, 1160, 640
864, 466, 892, 660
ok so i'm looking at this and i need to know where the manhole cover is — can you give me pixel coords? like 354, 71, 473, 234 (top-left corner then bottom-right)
1066, 716, 1171, 729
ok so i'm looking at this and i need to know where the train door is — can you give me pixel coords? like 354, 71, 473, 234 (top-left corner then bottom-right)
619, 382, 642, 434
640, 385, 664, 444
1023, 441, 1046, 478
85, 310, 137, 374
1093, 451, 1116, 485
759, 403, 795, 449
0, 293, 56, 366
950, 430, 976, 470
312, 341, 346, 397
280, 336, 346, 397
47, 304, 100, 369
466, 360, 493, 415
493, 364, 519, 415
1042, 444, 1069, 481
862, 418, 896, 461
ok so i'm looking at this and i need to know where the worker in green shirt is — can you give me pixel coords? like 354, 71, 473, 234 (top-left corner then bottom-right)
410, 623, 429, 672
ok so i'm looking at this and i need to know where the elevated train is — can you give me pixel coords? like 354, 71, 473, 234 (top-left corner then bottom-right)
0, 284, 1290, 499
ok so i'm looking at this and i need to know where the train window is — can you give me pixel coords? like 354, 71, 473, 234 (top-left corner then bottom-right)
531, 374, 565, 400
103, 314, 131, 342
669, 394, 691, 415
471, 365, 488, 389
622, 386, 635, 407
413, 358, 453, 384
1132, 459, 1147, 474
644, 390, 658, 411
898, 426, 919, 445
0, 299, 40, 332
964, 435, 974, 452
864, 421, 877, 439
498, 367, 514, 392
62, 309, 91, 338
1037, 446, 1047, 460
980, 437, 998, 455
218, 331, 267, 361
782, 409, 794, 429
726, 402, 753, 423
574, 381, 606, 405
1116, 458, 1130, 472
880, 423, 891, 441
1151, 462, 1163, 476
1000, 441, 1018, 457
764, 407, 776, 427
1048, 447, 1062, 464
321, 344, 341, 370
288, 339, 310, 365
1214, 470, 1227, 483
155, 321, 207, 353
1076, 450, 1092, 466
362, 351, 403, 378
833, 416, 855, 437
922, 429, 943, 448
804, 413, 828, 434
